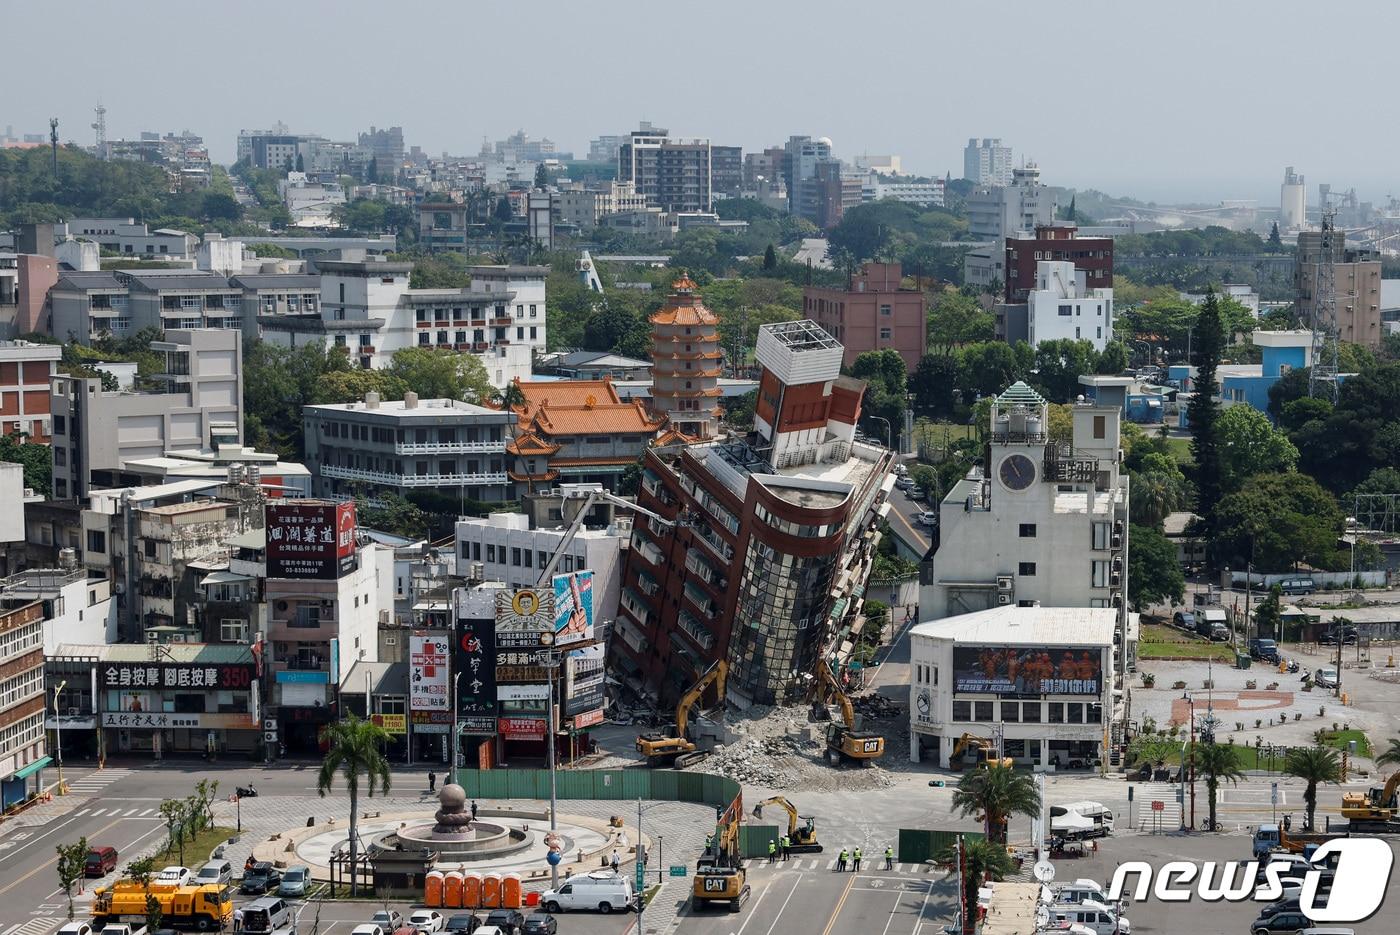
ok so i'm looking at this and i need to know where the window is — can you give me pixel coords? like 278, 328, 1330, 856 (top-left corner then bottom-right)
1058, 304, 1072, 317
1091, 522, 1111, 550
86, 530, 105, 554
511, 547, 522, 566
879, 304, 892, 316
53, 415, 66, 435
339, 283, 346, 303
974, 701, 994, 721
879, 327, 892, 340
53, 447, 66, 467
144, 539, 156, 559
1075, 327, 1081, 339
221, 619, 248, 643
1018, 524, 1036, 538
1018, 562, 1036, 576
1091, 560, 1110, 588
1022, 702, 1042, 723
487, 544, 497, 563
516, 327, 524, 340
529, 326, 538, 340
1068, 702, 1084, 723
952, 701, 972, 722
529, 304, 538, 318
1047, 703, 1065, 724
1002, 702, 1019, 722
1093, 415, 1106, 439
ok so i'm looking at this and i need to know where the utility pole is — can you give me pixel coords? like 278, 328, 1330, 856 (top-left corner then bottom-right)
49, 118, 59, 177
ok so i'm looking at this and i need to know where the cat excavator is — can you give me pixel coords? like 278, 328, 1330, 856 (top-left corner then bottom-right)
949, 732, 1014, 770
1341, 770, 1400, 830
693, 798, 750, 912
811, 660, 885, 764
636, 660, 727, 767
752, 795, 823, 853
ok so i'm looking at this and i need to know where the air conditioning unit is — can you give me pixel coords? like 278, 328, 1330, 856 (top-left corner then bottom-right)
1110, 571, 1122, 588
996, 593, 1012, 605
996, 575, 1014, 592
1113, 520, 1125, 537
1112, 557, 1123, 572
378, 610, 390, 625
1111, 534, 1123, 549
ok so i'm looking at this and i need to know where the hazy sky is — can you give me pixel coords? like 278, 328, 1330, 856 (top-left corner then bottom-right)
6, 0, 1396, 205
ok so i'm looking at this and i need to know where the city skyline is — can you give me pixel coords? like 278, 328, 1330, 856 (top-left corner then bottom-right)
5, 0, 1398, 205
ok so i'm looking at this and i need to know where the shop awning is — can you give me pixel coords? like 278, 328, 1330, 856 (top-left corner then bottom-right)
200, 570, 251, 586
11, 755, 52, 781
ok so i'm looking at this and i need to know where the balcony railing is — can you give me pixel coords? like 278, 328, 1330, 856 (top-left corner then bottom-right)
322, 464, 508, 487
394, 440, 506, 455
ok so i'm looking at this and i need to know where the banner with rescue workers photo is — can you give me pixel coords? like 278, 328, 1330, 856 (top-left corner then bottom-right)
952, 646, 1102, 696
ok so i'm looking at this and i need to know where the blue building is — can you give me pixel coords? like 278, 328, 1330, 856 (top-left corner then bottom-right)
1078, 374, 1166, 424
1175, 330, 1315, 427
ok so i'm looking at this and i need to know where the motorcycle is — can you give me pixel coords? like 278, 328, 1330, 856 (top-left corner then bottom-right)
1287, 660, 1300, 674
236, 785, 258, 798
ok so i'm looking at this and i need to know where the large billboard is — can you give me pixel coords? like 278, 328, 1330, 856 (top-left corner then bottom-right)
494, 588, 555, 647
265, 500, 357, 579
101, 661, 255, 691
951, 646, 1102, 696
564, 644, 605, 719
455, 616, 497, 729
552, 570, 594, 648
409, 632, 450, 713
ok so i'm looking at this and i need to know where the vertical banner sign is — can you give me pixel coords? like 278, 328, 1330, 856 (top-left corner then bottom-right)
456, 617, 498, 732
410, 632, 450, 713
564, 644, 605, 718
552, 570, 595, 647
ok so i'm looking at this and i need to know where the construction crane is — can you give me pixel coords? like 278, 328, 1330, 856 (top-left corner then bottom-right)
1341, 771, 1400, 829
811, 660, 885, 765
535, 484, 681, 587
692, 799, 750, 912
636, 660, 727, 767
752, 796, 822, 853
949, 732, 1014, 771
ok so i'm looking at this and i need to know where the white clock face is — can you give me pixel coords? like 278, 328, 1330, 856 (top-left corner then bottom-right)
916, 688, 930, 715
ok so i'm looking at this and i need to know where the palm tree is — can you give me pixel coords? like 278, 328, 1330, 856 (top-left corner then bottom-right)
950, 764, 1041, 845
493, 379, 526, 410
1131, 470, 1181, 528
937, 837, 1017, 935
317, 715, 392, 895
1284, 745, 1342, 831
1192, 742, 1245, 831
1375, 737, 1400, 770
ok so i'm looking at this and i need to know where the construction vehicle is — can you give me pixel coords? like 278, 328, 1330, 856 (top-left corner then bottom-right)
811, 660, 885, 764
91, 881, 232, 931
693, 800, 750, 912
636, 660, 727, 767
949, 732, 1014, 770
1341, 771, 1400, 830
752, 796, 823, 853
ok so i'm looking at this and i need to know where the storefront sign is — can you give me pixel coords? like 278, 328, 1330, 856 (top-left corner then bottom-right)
495, 588, 555, 634
409, 632, 450, 713
101, 662, 255, 690
498, 684, 549, 701
498, 716, 547, 739
952, 646, 1103, 696
411, 709, 450, 735
564, 644, 605, 717
371, 713, 406, 734
456, 618, 497, 718
275, 670, 330, 684
572, 708, 605, 730
496, 665, 550, 682
460, 713, 497, 735
100, 711, 257, 730
552, 570, 595, 647
265, 500, 358, 579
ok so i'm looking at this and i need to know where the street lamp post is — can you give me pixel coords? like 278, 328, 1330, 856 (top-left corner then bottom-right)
868, 415, 893, 451
545, 650, 560, 891
53, 680, 67, 795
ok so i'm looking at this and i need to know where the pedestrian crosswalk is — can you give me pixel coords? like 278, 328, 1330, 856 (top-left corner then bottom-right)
64, 767, 134, 795
765, 857, 940, 874
73, 804, 161, 819
1, 918, 63, 935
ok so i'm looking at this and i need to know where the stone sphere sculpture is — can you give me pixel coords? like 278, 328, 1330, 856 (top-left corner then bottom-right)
433, 783, 472, 835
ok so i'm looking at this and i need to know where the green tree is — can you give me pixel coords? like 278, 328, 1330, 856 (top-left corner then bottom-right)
0, 431, 52, 496
313, 368, 408, 405
1292, 363, 1400, 494
1216, 405, 1299, 492
55, 836, 88, 919
355, 491, 428, 538
937, 837, 1016, 935
1127, 524, 1184, 610
582, 304, 648, 358
1191, 742, 1245, 831
1283, 745, 1342, 831
1215, 472, 1345, 572
494, 196, 513, 224
1375, 737, 1400, 770
534, 163, 549, 189
1031, 339, 1099, 403
158, 798, 187, 862
927, 291, 995, 356
949, 763, 1041, 844
201, 191, 242, 222
1279, 395, 1332, 433
335, 199, 387, 233
1267, 222, 1283, 251
1130, 469, 1185, 529
762, 243, 777, 271
126, 855, 162, 930
1188, 293, 1226, 547
958, 342, 1025, 399
909, 353, 960, 417
1095, 341, 1129, 375
1253, 584, 1283, 640
722, 389, 756, 430
317, 714, 392, 896
384, 347, 494, 403
295, 152, 305, 173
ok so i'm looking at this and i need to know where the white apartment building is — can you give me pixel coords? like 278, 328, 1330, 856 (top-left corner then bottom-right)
464, 265, 548, 357
922, 383, 1130, 670
964, 138, 1013, 187
909, 606, 1116, 768
279, 173, 347, 227
965, 165, 1056, 243
1027, 260, 1114, 350
0, 566, 116, 654
865, 178, 946, 208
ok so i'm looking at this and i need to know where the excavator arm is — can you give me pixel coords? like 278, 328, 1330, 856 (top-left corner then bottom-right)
814, 660, 855, 728
676, 660, 727, 737
755, 795, 800, 837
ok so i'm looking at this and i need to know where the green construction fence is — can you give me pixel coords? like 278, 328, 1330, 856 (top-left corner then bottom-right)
897, 828, 984, 865
738, 824, 780, 858
453, 767, 742, 810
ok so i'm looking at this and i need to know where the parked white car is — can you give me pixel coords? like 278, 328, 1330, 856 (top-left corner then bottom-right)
155, 866, 193, 886
1315, 667, 1338, 688
409, 909, 446, 933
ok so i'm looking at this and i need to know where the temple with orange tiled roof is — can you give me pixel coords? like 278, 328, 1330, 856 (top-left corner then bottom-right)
650, 274, 722, 441
502, 376, 667, 492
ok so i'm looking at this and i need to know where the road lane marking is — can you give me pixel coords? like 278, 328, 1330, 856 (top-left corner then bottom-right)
911, 871, 934, 935
734, 875, 776, 935
88, 809, 105, 816
0, 814, 126, 896
821, 872, 857, 935
760, 872, 803, 935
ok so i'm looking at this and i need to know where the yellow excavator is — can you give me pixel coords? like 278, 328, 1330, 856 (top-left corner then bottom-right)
693, 799, 750, 912
752, 796, 823, 853
811, 660, 885, 765
636, 660, 727, 767
949, 732, 1014, 770
1341, 771, 1400, 830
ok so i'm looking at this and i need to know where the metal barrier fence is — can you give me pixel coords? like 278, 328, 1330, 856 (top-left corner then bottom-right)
452, 768, 742, 806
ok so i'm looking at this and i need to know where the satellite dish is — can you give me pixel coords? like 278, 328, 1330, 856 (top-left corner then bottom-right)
1033, 859, 1056, 883
1036, 905, 1051, 927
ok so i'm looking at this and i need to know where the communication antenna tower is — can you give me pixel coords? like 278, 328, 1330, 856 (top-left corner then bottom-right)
92, 104, 107, 158
1308, 208, 1339, 400
49, 118, 59, 176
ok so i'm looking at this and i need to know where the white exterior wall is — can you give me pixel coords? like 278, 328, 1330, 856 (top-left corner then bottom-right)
333, 544, 390, 687
0, 463, 22, 542
1026, 261, 1114, 350
467, 269, 548, 357
317, 267, 415, 368
44, 578, 116, 654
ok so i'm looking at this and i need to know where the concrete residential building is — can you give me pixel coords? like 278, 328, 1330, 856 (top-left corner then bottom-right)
618, 127, 712, 212
908, 606, 1115, 768
464, 264, 549, 357
1295, 227, 1383, 348
710, 145, 743, 197
0, 565, 116, 655
49, 270, 245, 342
966, 165, 1057, 243
922, 382, 1130, 668
504, 379, 666, 494
649, 276, 722, 440
229, 273, 322, 341
804, 261, 927, 370
0, 341, 61, 443
0, 600, 47, 807
304, 394, 514, 504
278, 173, 347, 227
50, 329, 243, 499
964, 138, 1013, 186
1005, 225, 1113, 304
60, 218, 196, 259
1026, 260, 1115, 350
865, 178, 946, 208
454, 484, 631, 621
132, 499, 253, 638
611, 320, 894, 706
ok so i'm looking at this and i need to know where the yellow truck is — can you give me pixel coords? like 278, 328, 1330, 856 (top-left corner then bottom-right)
91, 881, 232, 932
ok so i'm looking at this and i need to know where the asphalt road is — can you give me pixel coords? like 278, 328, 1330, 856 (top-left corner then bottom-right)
884, 483, 934, 559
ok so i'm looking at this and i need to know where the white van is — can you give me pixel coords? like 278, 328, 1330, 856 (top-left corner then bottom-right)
541, 870, 634, 913
1047, 900, 1130, 935
1052, 802, 1115, 837
1048, 879, 1111, 905
241, 896, 292, 934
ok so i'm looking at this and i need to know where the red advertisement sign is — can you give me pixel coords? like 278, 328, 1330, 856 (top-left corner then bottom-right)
265, 500, 358, 579
498, 716, 547, 739
572, 709, 604, 730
